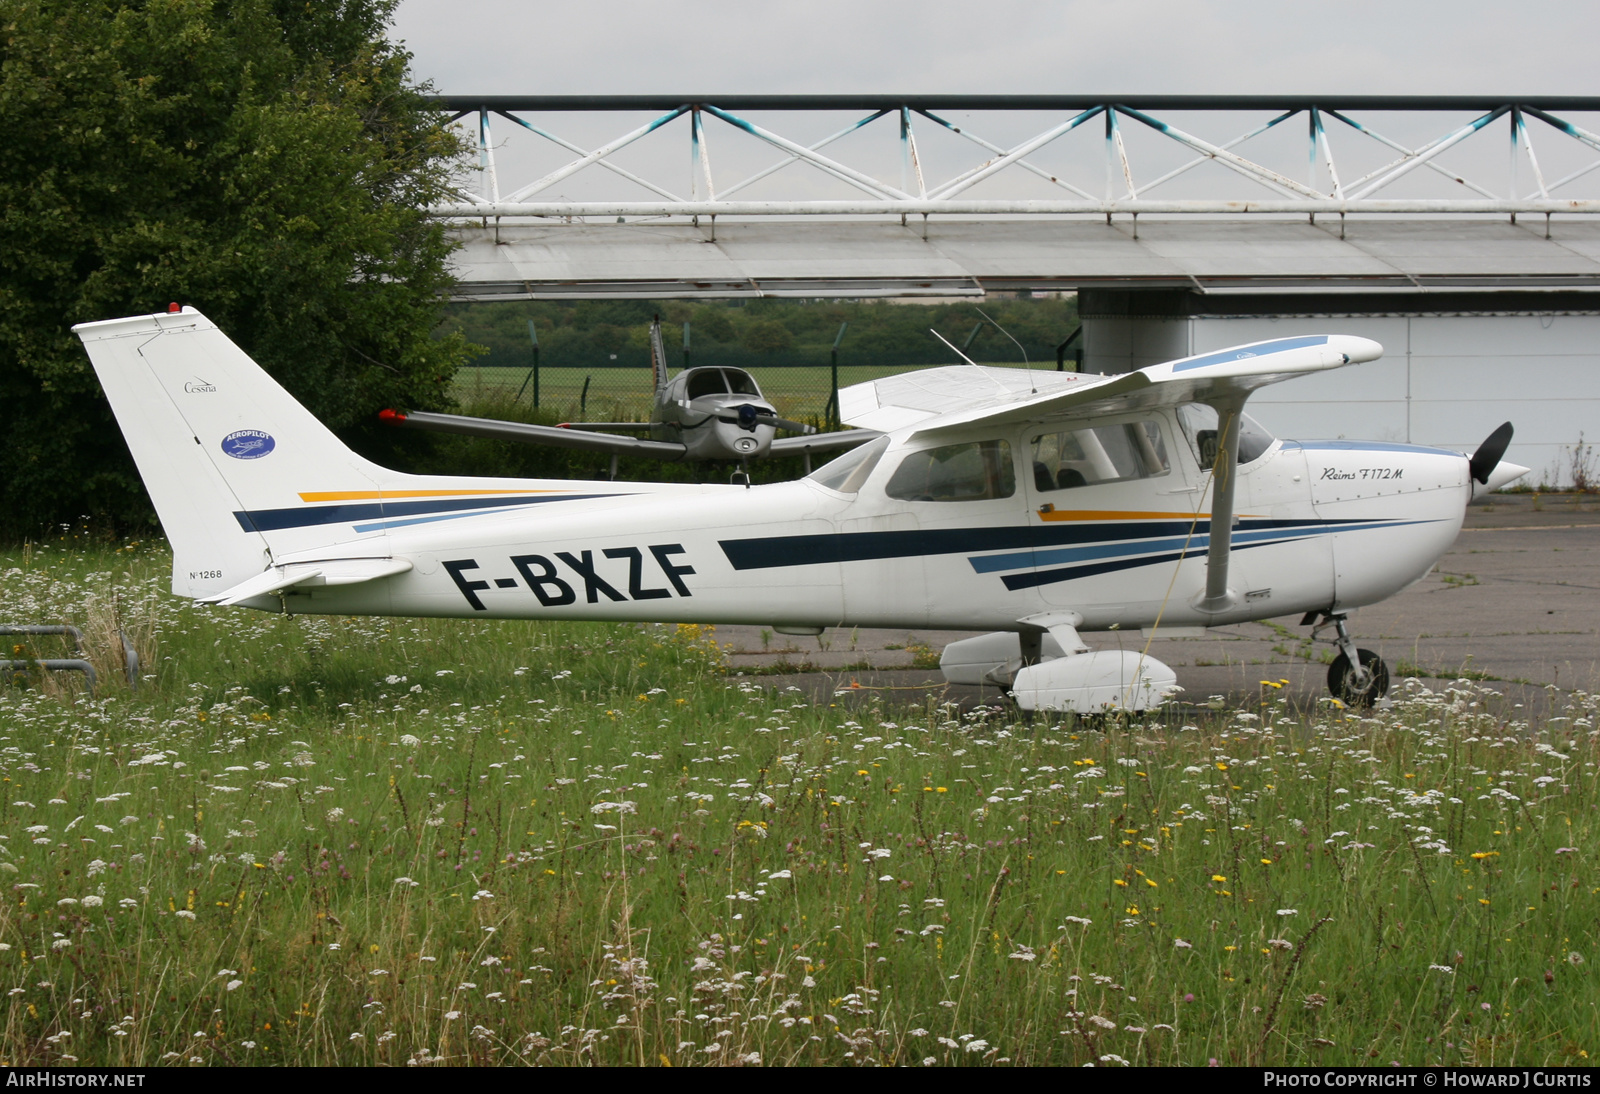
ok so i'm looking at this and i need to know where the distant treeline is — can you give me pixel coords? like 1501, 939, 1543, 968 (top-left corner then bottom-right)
443, 296, 1080, 371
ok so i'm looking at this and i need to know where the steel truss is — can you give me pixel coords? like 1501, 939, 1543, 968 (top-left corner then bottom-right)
428, 96, 1600, 224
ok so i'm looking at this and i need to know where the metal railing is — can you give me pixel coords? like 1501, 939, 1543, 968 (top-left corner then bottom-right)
0, 624, 141, 695
426, 96, 1600, 223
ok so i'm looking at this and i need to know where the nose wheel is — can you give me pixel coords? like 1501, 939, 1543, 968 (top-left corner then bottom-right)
1307, 612, 1390, 707
1327, 648, 1390, 707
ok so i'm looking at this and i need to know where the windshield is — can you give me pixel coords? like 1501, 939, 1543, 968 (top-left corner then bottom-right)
807, 435, 889, 494
723, 369, 760, 396
1177, 404, 1276, 467
684, 369, 727, 399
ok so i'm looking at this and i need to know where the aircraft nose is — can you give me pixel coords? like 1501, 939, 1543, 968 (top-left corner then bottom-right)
1473, 460, 1530, 499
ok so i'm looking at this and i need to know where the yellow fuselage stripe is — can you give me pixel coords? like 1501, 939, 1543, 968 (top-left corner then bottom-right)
1039, 509, 1211, 522
297, 489, 564, 502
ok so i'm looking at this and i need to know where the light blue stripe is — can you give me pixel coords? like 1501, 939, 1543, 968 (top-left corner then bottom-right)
353, 508, 523, 533
1171, 335, 1329, 373
1293, 440, 1463, 457
967, 519, 1434, 575
970, 527, 1318, 574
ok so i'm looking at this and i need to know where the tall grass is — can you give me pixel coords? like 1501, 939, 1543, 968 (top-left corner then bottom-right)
0, 539, 1594, 1066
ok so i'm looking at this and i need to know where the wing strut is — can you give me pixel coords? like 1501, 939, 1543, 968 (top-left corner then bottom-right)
1196, 396, 1245, 615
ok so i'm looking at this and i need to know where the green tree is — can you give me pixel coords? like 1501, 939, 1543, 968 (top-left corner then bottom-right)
689, 304, 735, 343
0, 0, 472, 536
742, 318, 793, 354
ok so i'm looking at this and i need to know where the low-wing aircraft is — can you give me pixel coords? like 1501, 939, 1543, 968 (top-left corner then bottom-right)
378, 318, 879, 477
74, 308, 1527, 712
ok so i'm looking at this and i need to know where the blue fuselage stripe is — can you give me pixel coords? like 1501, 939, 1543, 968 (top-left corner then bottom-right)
718, 517, 1400, 572
232, 494, 618, 533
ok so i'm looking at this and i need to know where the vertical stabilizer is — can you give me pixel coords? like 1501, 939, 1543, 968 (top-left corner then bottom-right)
649, 316, 669, 395
74, 308, 389, 598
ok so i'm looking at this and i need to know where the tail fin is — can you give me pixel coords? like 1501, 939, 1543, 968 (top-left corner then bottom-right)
75, 308, 389, 598
649, 316, 669, 395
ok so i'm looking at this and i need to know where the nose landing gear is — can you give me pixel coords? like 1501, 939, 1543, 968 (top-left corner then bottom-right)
1305, 612, 1390, 707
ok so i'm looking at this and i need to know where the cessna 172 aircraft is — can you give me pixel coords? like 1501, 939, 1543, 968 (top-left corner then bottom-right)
74, 307, 1526, 713
378, 318, 878, 476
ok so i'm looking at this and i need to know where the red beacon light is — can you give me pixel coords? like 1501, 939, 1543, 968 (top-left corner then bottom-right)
377, 408, 406, 422
167, 302, 180, 313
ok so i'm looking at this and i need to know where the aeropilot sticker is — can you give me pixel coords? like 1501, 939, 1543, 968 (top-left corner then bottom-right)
220, 430, 275, 460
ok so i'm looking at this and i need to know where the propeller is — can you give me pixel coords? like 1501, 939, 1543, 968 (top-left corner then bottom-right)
1468, 421, 1514, 485
707, 403, 816, 435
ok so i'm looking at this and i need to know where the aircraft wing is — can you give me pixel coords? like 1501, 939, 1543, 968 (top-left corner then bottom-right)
838, 366, 1086, 433
380, 409, 685, 459
840, 335, 1382, 438
768, 429, 883, 456
557, 422, 654, 432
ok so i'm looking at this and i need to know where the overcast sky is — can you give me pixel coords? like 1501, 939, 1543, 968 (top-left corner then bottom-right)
390, 0, 1597, 96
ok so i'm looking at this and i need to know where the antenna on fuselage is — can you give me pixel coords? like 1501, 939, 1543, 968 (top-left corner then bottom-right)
976, 307, 1035, 395
930, 328, 980, 367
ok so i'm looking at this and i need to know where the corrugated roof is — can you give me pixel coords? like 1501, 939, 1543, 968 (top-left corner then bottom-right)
446, 219, 1600, 299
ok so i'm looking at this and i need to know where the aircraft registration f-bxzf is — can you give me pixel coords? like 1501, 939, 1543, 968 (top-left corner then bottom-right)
75, 308, 1528, 713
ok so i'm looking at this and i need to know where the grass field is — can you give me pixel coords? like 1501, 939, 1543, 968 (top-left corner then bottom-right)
0, 538, 1595, 1066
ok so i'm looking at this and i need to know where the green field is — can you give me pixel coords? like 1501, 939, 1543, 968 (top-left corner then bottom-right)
451, 363, 1030, 424
0, 538, 1595, 1066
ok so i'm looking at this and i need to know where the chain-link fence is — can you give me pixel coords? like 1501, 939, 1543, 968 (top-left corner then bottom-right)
453, 360, 1059, 426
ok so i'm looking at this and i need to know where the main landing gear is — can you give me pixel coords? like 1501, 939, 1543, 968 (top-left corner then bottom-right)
1303, 612, 1390, 707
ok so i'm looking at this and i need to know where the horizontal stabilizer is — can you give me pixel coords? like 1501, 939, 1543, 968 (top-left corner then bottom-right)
202, 558, 412, 607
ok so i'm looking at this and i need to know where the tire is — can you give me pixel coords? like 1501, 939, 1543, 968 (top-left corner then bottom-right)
1327, 649, 1390, 707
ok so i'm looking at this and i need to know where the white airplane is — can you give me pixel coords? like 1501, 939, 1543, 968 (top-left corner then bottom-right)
379, 318, 877, 477
74, 308, 1527, 713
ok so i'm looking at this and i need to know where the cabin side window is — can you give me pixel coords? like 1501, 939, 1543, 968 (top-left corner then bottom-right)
1029, 421, 1169, 492
885, 440, 1016, 502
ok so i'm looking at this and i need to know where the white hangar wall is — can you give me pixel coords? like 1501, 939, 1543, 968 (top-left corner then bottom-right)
1081, 294, 1600, 488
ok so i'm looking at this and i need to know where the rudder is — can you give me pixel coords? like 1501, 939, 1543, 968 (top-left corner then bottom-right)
74, 308, 391, 599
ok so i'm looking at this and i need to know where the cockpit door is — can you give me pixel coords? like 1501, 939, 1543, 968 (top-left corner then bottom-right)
1019, 415, 1201, 614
